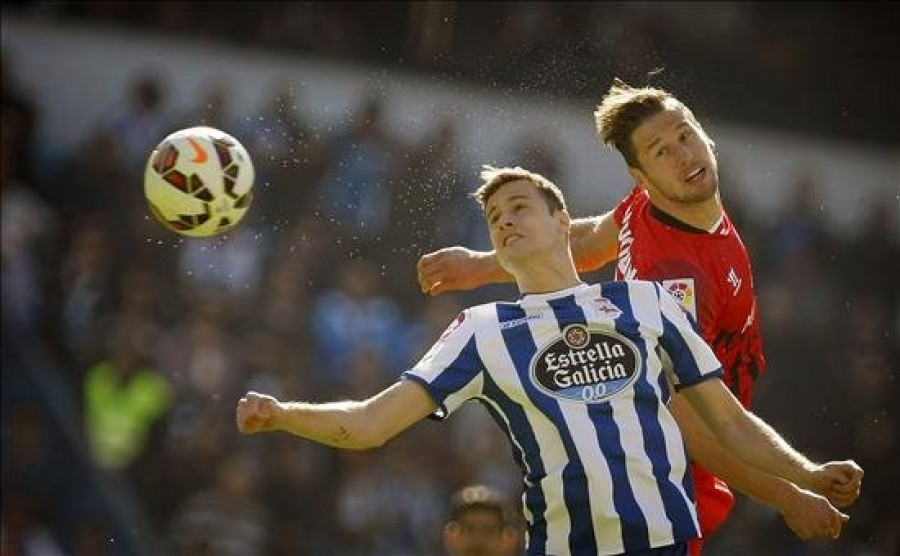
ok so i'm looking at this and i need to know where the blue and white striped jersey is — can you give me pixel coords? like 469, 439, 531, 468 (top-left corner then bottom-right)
402, 281, 723, 555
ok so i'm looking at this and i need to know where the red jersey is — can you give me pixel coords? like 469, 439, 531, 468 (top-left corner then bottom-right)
613, 187, 766, 553
613, 187, 765, 408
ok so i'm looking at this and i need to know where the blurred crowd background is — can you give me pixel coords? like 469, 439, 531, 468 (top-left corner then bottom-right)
2, 2, 899, 555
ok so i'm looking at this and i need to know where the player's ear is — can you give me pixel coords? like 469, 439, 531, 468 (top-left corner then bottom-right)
627, 166, 648, 190
555, 209, 571, 234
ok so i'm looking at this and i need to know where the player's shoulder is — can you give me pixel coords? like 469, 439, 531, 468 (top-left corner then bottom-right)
595, 280, 664, 309
462, 301, 503, 324
613, 187, 649, 224
607, 279, 661, 296
621, 186, 649, 205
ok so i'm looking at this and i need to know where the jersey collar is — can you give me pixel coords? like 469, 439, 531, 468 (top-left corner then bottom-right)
649, 203, 715, 235
519, 282, 591, 305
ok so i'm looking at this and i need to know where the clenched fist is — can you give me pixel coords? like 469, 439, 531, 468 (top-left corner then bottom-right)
810, 460, 864, 509
780, 485, 849, 540
236, 391, 281, 434
417, 247, 494, 296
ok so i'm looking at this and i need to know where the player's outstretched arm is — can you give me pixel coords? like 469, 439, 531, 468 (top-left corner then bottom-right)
417, 212, 619, 296
570, 211, 619, 275
670, 394, 851, 539
680, 379, 863, 536
417, 247, 513, 296
236, 380, 437, 450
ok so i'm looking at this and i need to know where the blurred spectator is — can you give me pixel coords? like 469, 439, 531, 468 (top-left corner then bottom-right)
68, 516, 110, 556
254, 215, 335, 340
763, 169, 832, 267
757, 171, 840, 341
1, 50, 38, 186
168, 454, 271, 556
61, 129, 135, 222
158, 306, 241, 403
443, 484, 520, 556
1, 99, 59, 341
150, 405, 232, 534
237, 83, 329, 220
177, 225, 273, 308
93, 268, 171, 400
58, 216, 115, 370
1, 494, 66, 556
333, 447, 447, 555
390, 115, 470, 263
179, 81, 231, 131
1, 404, 67, 521
408, 2, 457, 65
239, 329, 313, 404
509, 131, 563, 185
254, 258, 311, 339
309, 259, 406, 390
83, 324, 171, 471
841, 199, 900, 315
317, 95, 404, 242
98, 73, 176, 172
399, 294, 468, 378
259, 434, 335, 555
447, 403, 521, 502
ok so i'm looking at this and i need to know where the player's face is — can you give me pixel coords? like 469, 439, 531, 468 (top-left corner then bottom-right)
444, 510, 506, 556
485, 180, 568, 267
629, 103, 719, 206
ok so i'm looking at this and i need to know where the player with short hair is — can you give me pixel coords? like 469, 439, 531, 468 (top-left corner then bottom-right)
444, 484, 515, 556
237, 167, 861, 555
416, 80, 840, 553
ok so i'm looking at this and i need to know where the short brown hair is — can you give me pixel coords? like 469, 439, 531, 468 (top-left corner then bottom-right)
448, 485, 507, 525
471, 165, 567, 213
594, 78, 706, 168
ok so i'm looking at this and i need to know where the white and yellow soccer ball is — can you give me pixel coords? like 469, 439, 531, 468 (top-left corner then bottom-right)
143, 126, 254, 237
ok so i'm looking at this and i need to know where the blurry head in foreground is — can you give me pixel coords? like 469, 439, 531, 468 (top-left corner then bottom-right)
444, 484, 517, 556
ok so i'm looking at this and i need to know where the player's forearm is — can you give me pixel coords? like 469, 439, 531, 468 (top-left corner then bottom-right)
692, 431, 805, 511
570, 214, 618, 273
266, 381, 436, 450
672, 395, 806, 511
732, 466, 806, 512
682, 380, 819, 491
715, 412, 817, 489
273, 399, 384, 450
476, 251, 516, 284
472, 215, 616, 280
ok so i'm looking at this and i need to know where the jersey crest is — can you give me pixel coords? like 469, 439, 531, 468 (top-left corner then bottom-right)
439, 311, 466, 341
591, 296, 623, 319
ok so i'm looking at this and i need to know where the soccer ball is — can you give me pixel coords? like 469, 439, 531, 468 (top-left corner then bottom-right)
144, 126, 254, 237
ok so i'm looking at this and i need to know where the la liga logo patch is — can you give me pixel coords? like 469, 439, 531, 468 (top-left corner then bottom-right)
662, 278, 697, 319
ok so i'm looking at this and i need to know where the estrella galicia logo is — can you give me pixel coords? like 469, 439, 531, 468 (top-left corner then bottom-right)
530, 324, 641, 403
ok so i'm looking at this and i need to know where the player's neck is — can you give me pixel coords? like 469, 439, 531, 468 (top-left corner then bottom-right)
649, 192, 724, 232
508, 250, 582, 295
